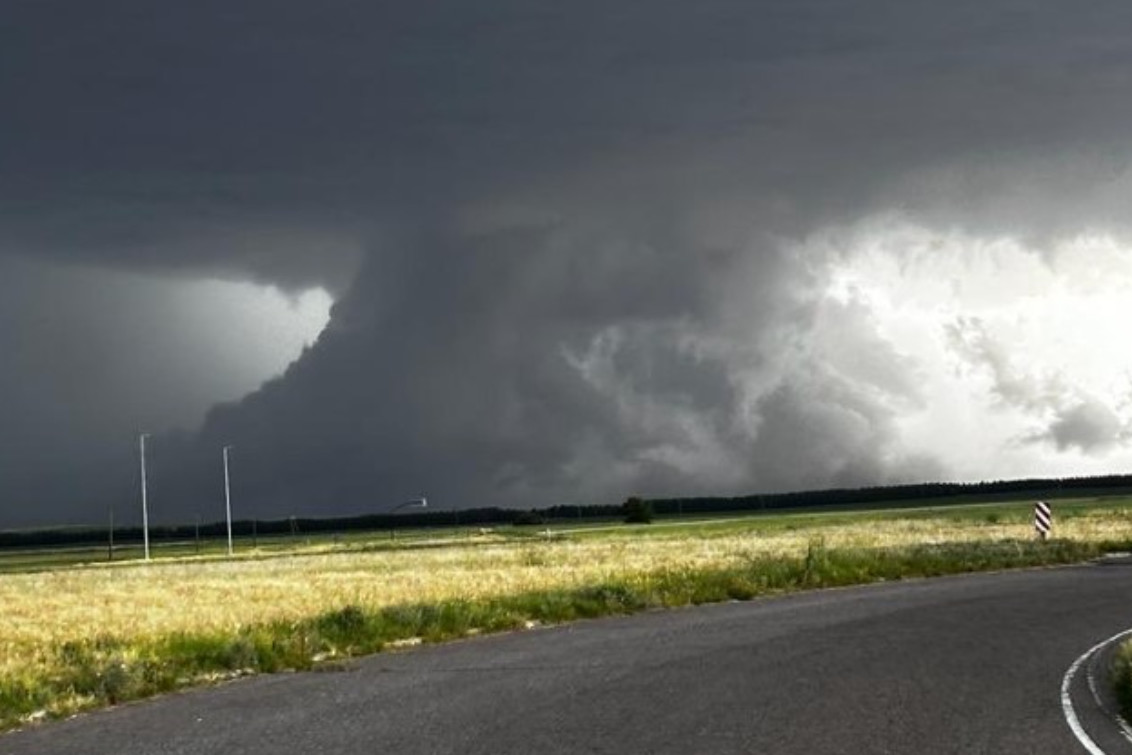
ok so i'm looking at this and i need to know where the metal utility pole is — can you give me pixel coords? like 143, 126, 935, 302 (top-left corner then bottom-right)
223, 445, 234, 556
139, 432, 151, 561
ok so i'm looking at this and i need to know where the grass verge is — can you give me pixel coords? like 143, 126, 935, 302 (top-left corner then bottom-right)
1, 536, 1117, 731
1112, 640, 1132, 723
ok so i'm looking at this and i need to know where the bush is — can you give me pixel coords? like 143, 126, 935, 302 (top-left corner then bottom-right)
1113, 641, 1132, 721
622, 497, 653, 524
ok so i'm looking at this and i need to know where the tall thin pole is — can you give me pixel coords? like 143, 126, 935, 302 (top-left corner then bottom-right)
223, 445, 234, 556
139, 433, 151, 561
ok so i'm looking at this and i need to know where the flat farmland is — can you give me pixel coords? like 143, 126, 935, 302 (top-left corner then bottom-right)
2, 498, 1131, 730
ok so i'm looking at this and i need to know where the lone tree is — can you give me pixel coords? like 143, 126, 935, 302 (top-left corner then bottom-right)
622, 496, 653, 524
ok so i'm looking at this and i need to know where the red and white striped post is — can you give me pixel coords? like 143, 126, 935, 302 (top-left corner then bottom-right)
1034, 501, 1052, 541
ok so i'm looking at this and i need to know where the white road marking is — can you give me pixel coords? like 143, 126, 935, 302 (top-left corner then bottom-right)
1062, 627, 1132, 754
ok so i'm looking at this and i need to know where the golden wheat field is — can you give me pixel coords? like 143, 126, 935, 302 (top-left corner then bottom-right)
2, 503, 1131, 695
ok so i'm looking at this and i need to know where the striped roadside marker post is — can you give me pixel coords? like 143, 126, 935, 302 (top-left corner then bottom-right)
1034, 501, 1052, 541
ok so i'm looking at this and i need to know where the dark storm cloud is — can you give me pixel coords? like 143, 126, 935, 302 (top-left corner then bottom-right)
5, 1, 1132, 523
191, 225, 739, 514
9, 0, 1132, 251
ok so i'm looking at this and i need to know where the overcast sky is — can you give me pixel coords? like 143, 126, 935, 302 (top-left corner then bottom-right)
5, 1, 1132, 527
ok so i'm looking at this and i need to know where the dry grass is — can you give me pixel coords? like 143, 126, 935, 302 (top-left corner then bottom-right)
1, 502, 1129, 724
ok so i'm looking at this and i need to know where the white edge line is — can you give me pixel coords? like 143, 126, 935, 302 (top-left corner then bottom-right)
1062, 627, 1132, 754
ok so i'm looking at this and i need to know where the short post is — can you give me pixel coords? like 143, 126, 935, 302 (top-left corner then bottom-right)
1034, 501, 1052, 541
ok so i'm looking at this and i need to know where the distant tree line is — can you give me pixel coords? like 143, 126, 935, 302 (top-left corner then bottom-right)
2, 474, 1129, 550
649, 475, 1129, 516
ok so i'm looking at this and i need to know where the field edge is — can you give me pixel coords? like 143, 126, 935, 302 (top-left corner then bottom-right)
2, 536, 1124, 734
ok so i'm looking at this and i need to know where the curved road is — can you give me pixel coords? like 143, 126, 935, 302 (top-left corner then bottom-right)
4, 562, 1132, 754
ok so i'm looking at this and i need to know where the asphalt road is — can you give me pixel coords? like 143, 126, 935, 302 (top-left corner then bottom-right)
4, 562, 1132, 755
